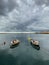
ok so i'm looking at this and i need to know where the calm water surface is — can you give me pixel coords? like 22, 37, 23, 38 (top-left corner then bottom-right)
0, 33, 49, 65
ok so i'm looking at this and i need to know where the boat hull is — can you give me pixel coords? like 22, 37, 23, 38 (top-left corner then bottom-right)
30, 42, 40, 50
10, 42, 19, 48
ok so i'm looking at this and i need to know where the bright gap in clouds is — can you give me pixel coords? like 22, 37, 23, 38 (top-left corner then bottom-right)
0, 0, 49, 32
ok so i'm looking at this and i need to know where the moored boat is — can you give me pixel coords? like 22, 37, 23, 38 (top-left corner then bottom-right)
30, 39, 40, 50
10, 39, 20, 48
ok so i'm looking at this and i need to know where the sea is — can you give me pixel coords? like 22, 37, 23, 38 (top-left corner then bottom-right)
0, 33, 49, 65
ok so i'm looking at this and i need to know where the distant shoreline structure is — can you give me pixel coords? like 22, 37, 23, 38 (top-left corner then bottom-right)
35, 32, 49, 34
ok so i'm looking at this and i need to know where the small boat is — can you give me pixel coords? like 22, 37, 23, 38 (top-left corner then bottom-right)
30, 39, 40, 50
10, 40, 20, 48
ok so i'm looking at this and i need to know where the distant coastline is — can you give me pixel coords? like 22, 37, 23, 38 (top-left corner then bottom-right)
36, 31, 49, 34
0, 32, 49, 34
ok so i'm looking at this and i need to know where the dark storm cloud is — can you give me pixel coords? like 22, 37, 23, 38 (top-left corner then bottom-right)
0, 0, 49, 15
0, 0, 18, 15
8, 0, 19, 12
0, 0, 7, 15
34, 0, 49, 6
15, 18, 38, 31
0, 0, 49, 31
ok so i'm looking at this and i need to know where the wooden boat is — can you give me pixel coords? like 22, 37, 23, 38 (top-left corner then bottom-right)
30, 40, 40, 50
10, 40, 20, 48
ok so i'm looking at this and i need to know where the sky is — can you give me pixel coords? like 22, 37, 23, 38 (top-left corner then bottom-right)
0, 0, 49, 32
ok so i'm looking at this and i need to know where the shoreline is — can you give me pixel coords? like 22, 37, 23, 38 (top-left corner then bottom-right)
35, 32, 49, 34
0, 32, 49, 34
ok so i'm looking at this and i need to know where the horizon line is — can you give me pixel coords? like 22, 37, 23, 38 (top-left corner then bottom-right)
0, 32, 36, 34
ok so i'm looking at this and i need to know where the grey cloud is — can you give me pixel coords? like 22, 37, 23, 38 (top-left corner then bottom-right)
0, 0, 18, 16
8, 0, 19, 12
15, 17, 39, 31
0, 0, 7, 15
0, 0, 49, 16
0, 0, 49, 31
34, 0, 49, 6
